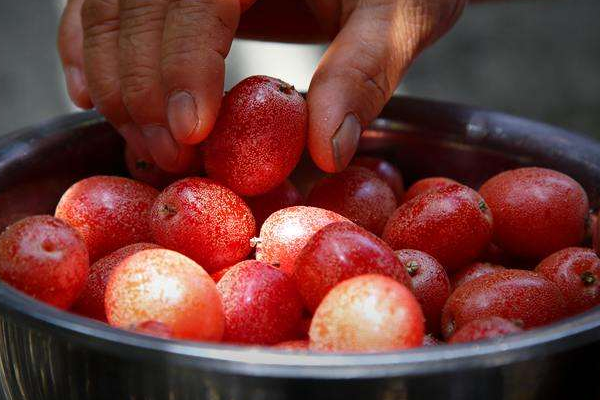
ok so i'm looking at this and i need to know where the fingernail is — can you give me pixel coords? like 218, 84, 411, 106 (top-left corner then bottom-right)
331, 113, 362, 172
141, 126, 180, 171
167, 91, 199, 143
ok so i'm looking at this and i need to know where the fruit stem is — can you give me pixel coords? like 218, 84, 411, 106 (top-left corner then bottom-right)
581, 271, 596, 286
478, 200, 488, 212
406, 261, 420, 276
160, 204, 177, 218
278, 83, 295, 95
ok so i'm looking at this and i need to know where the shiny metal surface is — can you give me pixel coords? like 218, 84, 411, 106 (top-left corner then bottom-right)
0, 97, 599, 400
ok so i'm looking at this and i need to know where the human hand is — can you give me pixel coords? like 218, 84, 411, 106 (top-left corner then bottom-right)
58, 0, 465, 173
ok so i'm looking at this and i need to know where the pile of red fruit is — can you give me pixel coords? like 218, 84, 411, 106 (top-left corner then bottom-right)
0, 75, 599, 353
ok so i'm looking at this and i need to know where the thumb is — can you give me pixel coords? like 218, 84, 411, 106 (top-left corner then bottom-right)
307, 0, 465, 172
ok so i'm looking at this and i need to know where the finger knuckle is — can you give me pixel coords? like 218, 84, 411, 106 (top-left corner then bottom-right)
163, 0, 235, 59
119, 0, 167, 34
81, 0, 120, 50
347, 44, 392, 105
119, 64, 157, 102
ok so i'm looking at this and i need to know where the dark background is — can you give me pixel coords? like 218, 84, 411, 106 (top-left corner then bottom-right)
1, 0, 598, 138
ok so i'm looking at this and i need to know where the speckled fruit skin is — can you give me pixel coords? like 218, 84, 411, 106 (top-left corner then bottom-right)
105, 249, 224, 341
274, 339, 309, 351
307, 167, 397, 235
404, 177, 458, 203
0, 215, 88, 309
125, 146, 204, 189
479, 167, 589, 260
351, 157, 404, 202
149, 177, 255, 272
383, 184, 493, 270
309, 274, 424, 353
255, 206, 349, 274
394, 249, 450, 335
244, 180, 303, 228
451, 262, 505, 291
441, 269, 566, 339
72, 243, 160, 321
217, 260, 303, 345
448, 317, 522, 344
535, 247, 600, 315
55, 176, 159, 262
294, 222, 412, 312
133, 320, 173, 339
204, 75, 308, 196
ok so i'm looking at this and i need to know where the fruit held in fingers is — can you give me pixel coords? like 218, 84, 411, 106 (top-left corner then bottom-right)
204, 76, 308, 196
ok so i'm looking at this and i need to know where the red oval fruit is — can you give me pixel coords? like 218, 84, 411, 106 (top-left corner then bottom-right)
307, 167, 397, 235
451, 262, 505, 291
255, 206, 349, 274
55, 176, 159, 262
274, 339, 309, 351
294, 222, 412, 312
204, 75, 308, 196
479, 167, 589, 260
394, 249, 450, 335
125, 145, 204, 189
0, 215, 88, 309
72, 242, 161, 321
441, 269, 566, 339
217, 260, 303, 345
309, 274, 424, 353
535, 247, 600, 315
404, 177, 458, 202
132, 320, 174, 339
383, 184, 493, 270
149, 177, 255, 272
106, 249, 224, 341
244, 180, 303, 228
351, 156, 404, 201
448, 317, 522, 344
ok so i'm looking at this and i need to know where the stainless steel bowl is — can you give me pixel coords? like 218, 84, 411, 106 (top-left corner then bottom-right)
0, 97, 599, 400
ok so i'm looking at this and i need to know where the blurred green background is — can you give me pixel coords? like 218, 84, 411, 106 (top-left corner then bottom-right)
0, 0, 598, 138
